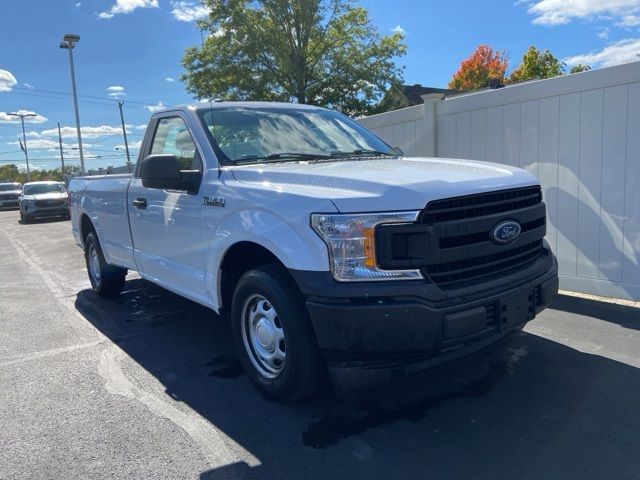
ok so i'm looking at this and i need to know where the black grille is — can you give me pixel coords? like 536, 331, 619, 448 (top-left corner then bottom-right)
0, 193, 18, 200
35, 199, 64, 208
375, 186, 547, 289
421, 186, 542, 223
424, 240, 544, 286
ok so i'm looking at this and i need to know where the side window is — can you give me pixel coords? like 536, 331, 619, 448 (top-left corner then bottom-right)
150, 117, 202, 172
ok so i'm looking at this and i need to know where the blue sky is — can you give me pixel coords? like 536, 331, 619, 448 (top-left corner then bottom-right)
1, 0, 639, 171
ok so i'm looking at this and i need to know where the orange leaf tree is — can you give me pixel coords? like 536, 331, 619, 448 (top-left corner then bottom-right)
448, 45, 508, 91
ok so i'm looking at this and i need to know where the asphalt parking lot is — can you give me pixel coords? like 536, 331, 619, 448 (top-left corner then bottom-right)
1, 209, 639, 480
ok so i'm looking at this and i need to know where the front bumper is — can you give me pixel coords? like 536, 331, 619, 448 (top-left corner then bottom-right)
292, 251, 558, 393
22, 205, 69, 218
0, 200, 19, 209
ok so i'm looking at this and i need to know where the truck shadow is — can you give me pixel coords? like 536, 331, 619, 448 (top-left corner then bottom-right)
75, 280, 640, 480
19, 217, 69, 225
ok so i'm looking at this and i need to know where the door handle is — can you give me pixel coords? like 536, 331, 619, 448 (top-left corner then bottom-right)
132, 197, 147, 209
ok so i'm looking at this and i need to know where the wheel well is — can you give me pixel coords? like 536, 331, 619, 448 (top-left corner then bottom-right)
80, 214, 94, 245
219, 242, 288, 316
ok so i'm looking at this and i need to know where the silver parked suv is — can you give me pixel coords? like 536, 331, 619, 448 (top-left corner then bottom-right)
20, 181, 70, 223
0, 182, 22, 209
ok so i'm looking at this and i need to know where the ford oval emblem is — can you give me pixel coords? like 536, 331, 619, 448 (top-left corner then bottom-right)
491, 220, 521, 245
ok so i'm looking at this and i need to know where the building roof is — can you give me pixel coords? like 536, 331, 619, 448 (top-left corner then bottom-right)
397, 84, 458, 105
375, 84, 459, 114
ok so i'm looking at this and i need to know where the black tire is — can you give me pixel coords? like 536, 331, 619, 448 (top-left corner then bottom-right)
84, 231, 127, 297
231, 264, 324, 401
22, 212, 31, 224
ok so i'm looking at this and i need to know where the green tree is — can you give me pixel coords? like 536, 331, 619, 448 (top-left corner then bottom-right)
509, 46, 565, 83
569, 64, 591, 74
181, 0, 406, 116
0, 164, 82, 183
0, 164, 20, 181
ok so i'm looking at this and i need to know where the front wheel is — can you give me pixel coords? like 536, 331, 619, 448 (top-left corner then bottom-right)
84, 231, 127, 297
231, 264, 324, 400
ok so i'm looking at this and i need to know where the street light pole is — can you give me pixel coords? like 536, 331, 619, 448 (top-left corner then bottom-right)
60, 33, 85, 175
57, 122, 65, 173
117, 101, 132, 172
7, 112, 36, 182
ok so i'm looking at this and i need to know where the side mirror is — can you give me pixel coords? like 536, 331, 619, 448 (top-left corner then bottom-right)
139, 154, 180, 190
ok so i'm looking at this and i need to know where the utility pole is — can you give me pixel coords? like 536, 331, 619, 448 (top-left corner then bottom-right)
59, 33, 85, 174
57, 122, 65, 173
117, 101, 132, 172
7, 112, 36, 183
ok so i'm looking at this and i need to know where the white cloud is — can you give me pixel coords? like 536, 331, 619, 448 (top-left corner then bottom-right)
391, 25, 405, 35
523, 0, 640, 26
136, 124, 147, 129
618, 13, 640, 26
98, 0, 158, 19
0, 110, 48, 123
165, 77, 175, 82
76, 2, 82, 6
9, 138, 60, 150
0, 69, 17, 92
116, 140, 142, 150
23, 82, 34, 90
40, 125, 125, 138
170, 1, 209, 22
65, 149, 100, 159
598, 27, 611, 39
565, 37, 640, 67
146, 101, 165, 112
106, 85, 126, 98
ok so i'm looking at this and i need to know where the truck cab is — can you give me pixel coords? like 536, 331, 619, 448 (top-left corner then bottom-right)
69, 102, 558, 399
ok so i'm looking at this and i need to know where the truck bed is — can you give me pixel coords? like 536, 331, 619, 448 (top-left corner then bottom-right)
69, 174, 136, 270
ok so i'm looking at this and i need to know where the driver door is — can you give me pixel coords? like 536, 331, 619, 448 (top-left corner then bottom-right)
128, 114, 208, 304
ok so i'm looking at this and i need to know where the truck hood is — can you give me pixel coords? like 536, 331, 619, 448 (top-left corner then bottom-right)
22, 192, 67, 201
230, 157, 539, 212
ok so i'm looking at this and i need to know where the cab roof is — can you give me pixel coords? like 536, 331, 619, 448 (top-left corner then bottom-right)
23, 181, 64, 186
153, 101, 325, 115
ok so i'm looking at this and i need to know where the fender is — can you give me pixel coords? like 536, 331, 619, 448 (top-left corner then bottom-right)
204, 206, 334, 311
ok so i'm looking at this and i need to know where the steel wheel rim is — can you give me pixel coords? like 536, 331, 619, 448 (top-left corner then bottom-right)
241, 294, 286, 379
88, 244, 101, 286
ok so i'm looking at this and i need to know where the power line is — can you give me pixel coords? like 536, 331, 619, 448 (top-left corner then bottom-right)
5, 90, 121, 107
0, 123, 55, 131
9, 85, 159, 107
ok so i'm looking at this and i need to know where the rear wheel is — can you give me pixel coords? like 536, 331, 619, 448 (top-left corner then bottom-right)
84, 231, 127, 297
231, 264, 324, 400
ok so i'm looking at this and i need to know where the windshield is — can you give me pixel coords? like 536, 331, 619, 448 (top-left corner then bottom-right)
198, 107, 398, 164
23, 183, 66, 195
0, 183, 21, 192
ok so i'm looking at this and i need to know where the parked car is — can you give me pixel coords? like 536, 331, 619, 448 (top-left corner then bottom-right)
0, 182, 22, 210
20, 181, 70, 223
69, 102, 558, 400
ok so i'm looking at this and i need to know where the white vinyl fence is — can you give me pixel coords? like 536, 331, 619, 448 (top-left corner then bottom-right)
359, 62, 640, 301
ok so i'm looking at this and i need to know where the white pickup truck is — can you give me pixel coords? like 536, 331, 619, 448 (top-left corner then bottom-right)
69, 102, 558, 399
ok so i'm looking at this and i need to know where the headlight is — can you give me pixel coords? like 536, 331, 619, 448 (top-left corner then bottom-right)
311, 212, 424, 282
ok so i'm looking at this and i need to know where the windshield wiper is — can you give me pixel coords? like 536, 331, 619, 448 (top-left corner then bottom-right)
234, 152, 334, 164
330, 148, 399, 157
